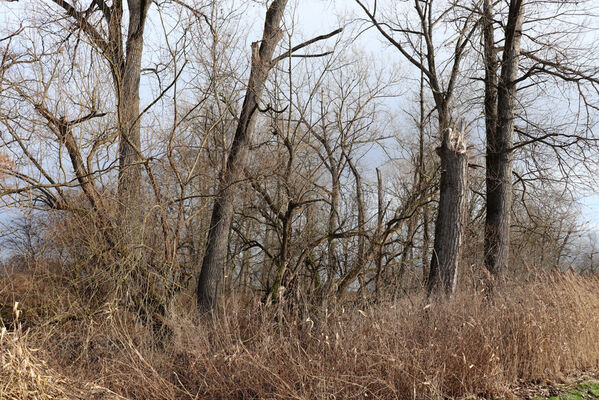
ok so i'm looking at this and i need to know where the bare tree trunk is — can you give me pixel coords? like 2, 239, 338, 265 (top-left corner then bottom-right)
484, 0, 524, 277
197, 0, 288, 312
327, 172, 339, 284
418, 66, 430, 284
343, 154, 366, 299
49, 0, 150, 247
374, 168, 384, 298
355, 0, 477, 298
116, 0, 150, 244
427, 121, 468, 296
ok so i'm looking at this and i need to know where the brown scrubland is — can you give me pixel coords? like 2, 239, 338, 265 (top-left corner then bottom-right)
2, 265, 599, 400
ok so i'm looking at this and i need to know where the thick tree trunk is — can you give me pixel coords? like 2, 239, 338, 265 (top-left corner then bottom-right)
427, 121, 468, 296
484, 0, 524, 277
418, 67, 430, 283
115, 0, 150, 247
197, 0, 288, 312
52, 0, 149, 245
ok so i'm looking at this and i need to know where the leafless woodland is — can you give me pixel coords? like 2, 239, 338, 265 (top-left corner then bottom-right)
1, 1, 599, 398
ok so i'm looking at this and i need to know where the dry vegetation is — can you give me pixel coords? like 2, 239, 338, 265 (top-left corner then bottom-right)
0, 309, 121, 399
2, 0, 599, 399
2, 266, 599, 400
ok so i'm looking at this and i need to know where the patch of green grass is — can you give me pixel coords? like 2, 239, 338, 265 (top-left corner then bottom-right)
531, 381, 599, 400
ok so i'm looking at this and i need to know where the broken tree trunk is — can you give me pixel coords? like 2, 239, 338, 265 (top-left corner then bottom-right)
427, 123, 469, 297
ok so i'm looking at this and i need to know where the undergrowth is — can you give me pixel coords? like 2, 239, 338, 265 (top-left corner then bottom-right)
2, 270, 599, 399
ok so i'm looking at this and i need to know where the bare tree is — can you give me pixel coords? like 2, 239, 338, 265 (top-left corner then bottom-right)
47, 0, 151, 244
196, 0, 291, 311
481, 0, 599, 280
196, 0, 342, 311
356, 0, 478, 295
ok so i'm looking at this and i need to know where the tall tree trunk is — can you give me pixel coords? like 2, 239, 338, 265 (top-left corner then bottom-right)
116, 0, 150, 246
51, 0, 150, 248
374, 168, 384, 298
197, 0, 288, 312
418, 65, 430, 284
341, 154, 366, 299
427, 118, 468, 296
421, 203, 430, 282
355, 0, 476, 298
484, 0, 524, 277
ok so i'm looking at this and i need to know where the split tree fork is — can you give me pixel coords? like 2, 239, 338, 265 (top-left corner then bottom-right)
196, 0, 342, 312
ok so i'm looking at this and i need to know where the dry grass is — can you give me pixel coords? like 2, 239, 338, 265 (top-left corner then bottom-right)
0, 304, 123, 400
2, 271, 599, 399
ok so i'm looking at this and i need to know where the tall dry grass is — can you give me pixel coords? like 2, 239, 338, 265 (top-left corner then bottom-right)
3, 270, 599, 399
0, 303, 122, 400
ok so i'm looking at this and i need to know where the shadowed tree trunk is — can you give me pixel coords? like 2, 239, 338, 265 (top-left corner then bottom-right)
427, 121, 469, 296
418, 67, 431, 284
197, 0, 288, 312
484, 0, 524, 278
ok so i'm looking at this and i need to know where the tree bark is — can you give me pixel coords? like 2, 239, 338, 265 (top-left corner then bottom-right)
50, 0, 150, 244
484, 0, 524, 277
47, 0, 150, 257
427, 121, 468, 296
418, 64, 430, 283
326, 171, 340, 285
197, 0, 288, 312
115, 0, 150, 246
374, 168, 384, 298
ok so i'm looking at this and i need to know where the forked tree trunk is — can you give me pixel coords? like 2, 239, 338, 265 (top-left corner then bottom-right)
51, 0, 150, 247
427, 122, 468, 296
197, 0, 288, 312
484, 0, 524, 277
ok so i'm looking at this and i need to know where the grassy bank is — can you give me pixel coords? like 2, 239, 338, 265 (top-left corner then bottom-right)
526, 381, 599, 400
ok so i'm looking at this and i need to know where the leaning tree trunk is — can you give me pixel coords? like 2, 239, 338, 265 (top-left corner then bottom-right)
484, 0, 524, 277
197, 0, 288, 312
427, 122, 469, 297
